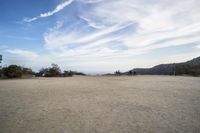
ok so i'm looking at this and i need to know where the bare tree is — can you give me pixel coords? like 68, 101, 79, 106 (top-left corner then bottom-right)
37, 64, 61, 77
0, 54, 2, 64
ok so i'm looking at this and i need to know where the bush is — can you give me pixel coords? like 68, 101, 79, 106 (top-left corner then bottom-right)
22, 67, 34, 75
0, 68, 2, 77
37, 64, 61, 77
63, 70, 74, 77
2, 65, 23, 78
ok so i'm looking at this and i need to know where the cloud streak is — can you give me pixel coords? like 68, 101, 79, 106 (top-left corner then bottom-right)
39, 0, 200, 69
23, 0, 74, 22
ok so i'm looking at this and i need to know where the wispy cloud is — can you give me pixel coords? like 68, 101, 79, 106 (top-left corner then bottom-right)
80, 0, 103, 3
44, 22, 132, 49
79, 16, 105, 29
6, 49, 39, 60
23, 0, 74, 22
9, 0, 200, 72
196, 45, 200, 49
38, 0, 200, 70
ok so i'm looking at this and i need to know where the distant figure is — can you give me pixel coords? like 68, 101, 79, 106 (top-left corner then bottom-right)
115, 70, 121, 76
0, 54, 2, 68
129, 70, 136, 76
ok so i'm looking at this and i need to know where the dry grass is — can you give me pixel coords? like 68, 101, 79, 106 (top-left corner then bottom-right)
0, 76, 200, 133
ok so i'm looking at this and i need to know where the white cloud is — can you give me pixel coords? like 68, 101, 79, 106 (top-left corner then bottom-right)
6, 49, 39, 60
23, 0, 74, 22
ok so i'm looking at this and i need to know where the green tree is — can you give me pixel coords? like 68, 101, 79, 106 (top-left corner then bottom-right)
47, 64, 61, 77
2, 65, 23, 78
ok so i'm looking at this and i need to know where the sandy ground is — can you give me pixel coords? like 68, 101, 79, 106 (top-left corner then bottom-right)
0, 76, 200, 133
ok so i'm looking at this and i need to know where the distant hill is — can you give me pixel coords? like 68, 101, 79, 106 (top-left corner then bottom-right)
127, 56, 200, 76
184, 56, 200, 65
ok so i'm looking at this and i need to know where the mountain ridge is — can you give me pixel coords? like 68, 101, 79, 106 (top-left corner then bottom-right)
127, 56, 200, 76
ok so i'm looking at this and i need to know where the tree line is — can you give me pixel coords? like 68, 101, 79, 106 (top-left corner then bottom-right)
0, 64, 85, 79
0, 55, 85, 79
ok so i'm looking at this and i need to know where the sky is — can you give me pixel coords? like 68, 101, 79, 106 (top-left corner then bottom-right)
0, 0, 200, 74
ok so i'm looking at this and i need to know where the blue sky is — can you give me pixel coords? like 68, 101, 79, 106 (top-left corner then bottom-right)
0, 0, 200, 73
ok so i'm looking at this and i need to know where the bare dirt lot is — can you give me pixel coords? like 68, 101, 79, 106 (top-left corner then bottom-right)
0, 76, 200, 133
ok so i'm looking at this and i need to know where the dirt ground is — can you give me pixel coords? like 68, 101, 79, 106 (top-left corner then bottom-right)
0, 76, 200, 133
